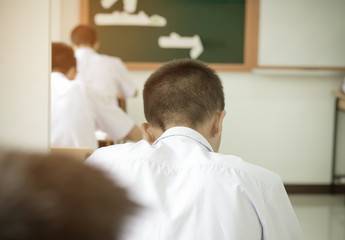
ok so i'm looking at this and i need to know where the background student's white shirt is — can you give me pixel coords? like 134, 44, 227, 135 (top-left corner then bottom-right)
87, 126, 303, 240
50, 72, 134, 149
75, 47, 137, 104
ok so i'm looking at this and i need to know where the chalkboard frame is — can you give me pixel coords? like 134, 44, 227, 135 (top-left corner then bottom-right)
80, 0, 259, 71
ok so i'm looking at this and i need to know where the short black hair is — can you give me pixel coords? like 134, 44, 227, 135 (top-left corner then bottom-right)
71, 24, 97, 46
0, 151, 137, 240
51, 42, 76, 75
143, 59, 225, 130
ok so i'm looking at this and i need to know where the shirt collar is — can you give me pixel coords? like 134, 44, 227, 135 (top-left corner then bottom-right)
51, 72, 68, 82
75, 47, 96, 58
153, 126, 214, 152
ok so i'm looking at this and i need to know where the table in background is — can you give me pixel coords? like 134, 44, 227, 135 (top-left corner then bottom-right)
331, 91, 345, 193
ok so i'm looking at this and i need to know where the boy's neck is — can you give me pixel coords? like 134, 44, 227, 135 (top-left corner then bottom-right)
73, 42, 99, 51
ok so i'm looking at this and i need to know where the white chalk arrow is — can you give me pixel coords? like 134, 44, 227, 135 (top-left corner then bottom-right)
158, 32, 204, 59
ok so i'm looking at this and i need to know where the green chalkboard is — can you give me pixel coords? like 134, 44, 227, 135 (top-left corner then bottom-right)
87, 0, 249, 65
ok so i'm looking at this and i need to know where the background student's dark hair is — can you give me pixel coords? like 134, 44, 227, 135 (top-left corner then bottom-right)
51, 42, 76, 75
0, 151, 137, 240
143, 59, 225, 131
71, 24, 97, 46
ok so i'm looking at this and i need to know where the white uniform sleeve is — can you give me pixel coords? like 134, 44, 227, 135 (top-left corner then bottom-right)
113, 58, 137, 98
86, 147, 113, 172
85, 86, 134, 141
261, 177, 303, 240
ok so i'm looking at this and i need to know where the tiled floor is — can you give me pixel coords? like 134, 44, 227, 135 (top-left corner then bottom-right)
289, 194, 345, 240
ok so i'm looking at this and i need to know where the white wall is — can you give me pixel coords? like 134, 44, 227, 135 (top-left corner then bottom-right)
0, 0, 50, 152
259, 0, 345, 67
51, 0, 80, 43
50, 0, 344, 184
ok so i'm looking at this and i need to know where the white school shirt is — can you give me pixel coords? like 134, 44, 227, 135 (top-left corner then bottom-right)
86, 126, 303, 240
50, 72, 134, 149
75, 47, 137, 103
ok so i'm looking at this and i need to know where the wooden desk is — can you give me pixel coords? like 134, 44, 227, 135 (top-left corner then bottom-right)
331, 91, 345, 192
98, 138, 114, 148
51, 147, 93, 162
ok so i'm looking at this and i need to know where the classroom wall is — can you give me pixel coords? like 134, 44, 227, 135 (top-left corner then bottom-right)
0, 0, 50, 152
51, 0, 344, 184
51, 0, 80, 43
259, 0, 345, 67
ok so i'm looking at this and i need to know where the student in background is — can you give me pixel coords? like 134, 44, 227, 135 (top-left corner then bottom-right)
86, 59, 303, 240
71, 24, 137, 106
0, 151, 137, 240
51, 42, 142, 149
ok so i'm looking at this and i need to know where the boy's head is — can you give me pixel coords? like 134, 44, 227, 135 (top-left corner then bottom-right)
142, 59, 225, 151
71, 24, 98, 48
51, 42, 76, 80
0, 151, 137, 240
143, 59, 225, 131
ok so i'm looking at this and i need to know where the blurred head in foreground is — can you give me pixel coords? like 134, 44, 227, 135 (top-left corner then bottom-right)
0, 151, 137, 240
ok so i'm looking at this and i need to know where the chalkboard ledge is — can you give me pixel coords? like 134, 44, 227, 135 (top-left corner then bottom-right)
252, 68, 345, 77
126, 62, 255, 71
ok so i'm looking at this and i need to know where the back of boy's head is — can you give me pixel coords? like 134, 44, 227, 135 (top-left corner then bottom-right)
71, 24, 97, 47
0, 151, 137, 240
51, 42, 76, 75
143, 59, 225, 131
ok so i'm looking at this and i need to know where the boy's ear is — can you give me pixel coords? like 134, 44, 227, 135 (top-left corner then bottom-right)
211, 110, 226, 137
141, 123, 156, 144
66, 67, 77, 80
93, 41, 100, 51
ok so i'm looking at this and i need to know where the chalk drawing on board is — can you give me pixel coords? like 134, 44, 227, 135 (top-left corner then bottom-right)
101, 0, 137, 13
158, 32, 204, 59
96, 0, 166, 27
95, 11, 167, 26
